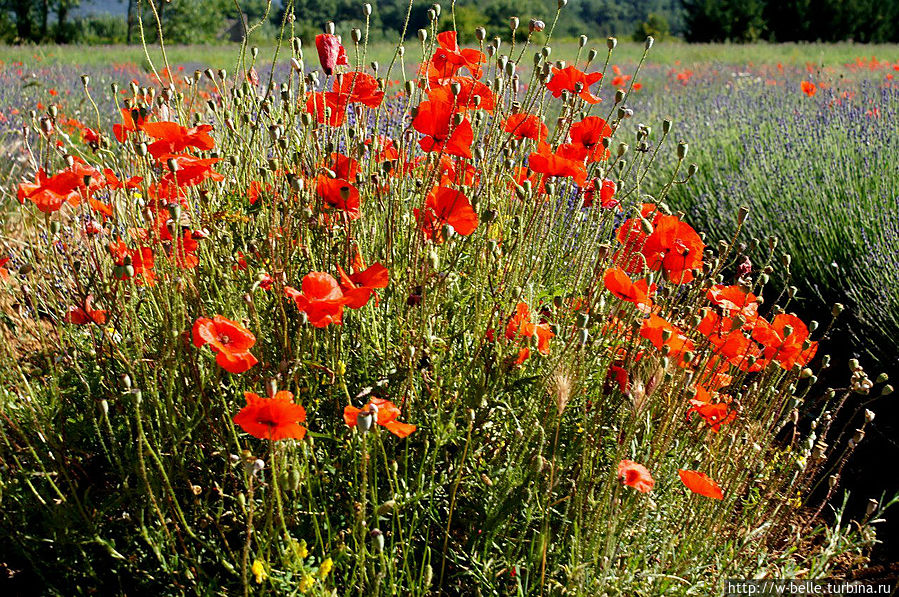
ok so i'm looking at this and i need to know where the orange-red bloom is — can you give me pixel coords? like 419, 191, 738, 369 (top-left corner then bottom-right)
565, 117, 613, 162
505, 302, 554, 361
603, 268, 655, 312
316, 176, 361, 220
640, 314, 694, 359
337, 262, 389, 309
503, 113, 548, 142
640, 215, 705, 283
800, 81, 817, 96
141, 122, 215, 160
233, 391, 307, 441
192, 315, 258, 374
285, 272, 349, 328
64, 296, 107, 325
617, 459, 655, 493
414, 186, 479, 243
546, 66, 603, 104
751, 314, 818, 370
678, 469, 724, 499
343, 397, 417, 438
424, 31, 486, 83
412, 99, 474, 159
583, 178, 617, 208
527, 143, 588, 186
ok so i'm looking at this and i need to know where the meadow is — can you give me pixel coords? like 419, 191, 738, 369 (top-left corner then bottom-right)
0, 17, 897, 596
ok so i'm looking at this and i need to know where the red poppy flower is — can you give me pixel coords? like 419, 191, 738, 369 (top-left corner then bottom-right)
427, 77, 495, 112
337, 262, 389, 309
503, 113, 548, 142
504, 302, 554, 358
617, 460, 655, 493
343, 397, 417, 438
707, 285, 759, 322
686, 388, 736, 432
324, 152, 360, 181
639, 314, 694, 359
234, 391, 307, 441
285, 272, 349, 328
64, 296, 107, 325
546, 66, 603, 104
334, 71, 384, 108
424, 31, 486, 83
17, 168, 83, 213
414, 186, 479, 243
108, 239, 156, 285
800, 81, 817, 96
566, 117, 613, 162
141, 122, 215, 160
607, 364, 630, 393
0, 257, 9, 280
603, 268, 655, 311
305, 91, 349, 127
113, 107, 148, 142
412, 99, 474, 159
315, 175, 361, 220
192, 315, 258, 374
640, 215, 705, 283
751, 314, 818, 370
582, 178, 617, 208
678, 469, 724, 499
157, 154, 223, 188
527, 143, 587, 185
315, 33, 349, 76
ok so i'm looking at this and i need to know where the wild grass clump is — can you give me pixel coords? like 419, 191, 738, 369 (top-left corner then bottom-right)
0, 3, 890, 595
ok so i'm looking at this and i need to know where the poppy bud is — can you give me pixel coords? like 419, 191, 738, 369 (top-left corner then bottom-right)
677, 141, 688, 159
606, 37, 618, 51
617, 143, 629, 157
586, 49, 598, 64
351, 28, 362, 43
644, 36, 654, 50
529, 19, 545, 33
579, 35, 588, 48
849, 358, 860, 371
291, 57, 303, 72
865, 409, 876, 424
49, 221, 61, 235
881, 384, 894, 396
324, 21, 335, 35
510, 17, 519, 30
363, 3, 372, 16
866, 498, 879, 517
831, 303, 844, 317
418, 29, 427, 43
370, 528, 385, 552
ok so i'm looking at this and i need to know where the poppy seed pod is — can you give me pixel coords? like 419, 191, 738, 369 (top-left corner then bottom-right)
418, 28, 427, 43
476, 27, 486, 41
510, 17, 519, 30
558, 0, 567, 7
529, 19, 545, 33
324, 21, 335, 35
645, 36, 654, 50
579, 35, 588, 47
607, 37, 617, 50
831, 303, 844, 316
587, 48, 598, 62
881, 384, 894, 396
351, 28, 362, 43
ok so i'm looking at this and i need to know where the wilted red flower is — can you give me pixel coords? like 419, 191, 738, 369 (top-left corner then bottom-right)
141, 122, 215, 160
234, 391, 308, 441
546, 65, 603, 104
64, 296, 107, 325
285, 272, 349, 328
414, 186, 479, 243
800, 81, 817, 96
343, 397, 417, 438
617, 460, 654, 493
192, 315, 258, 374
315, 33, 349, 76
412, 99, 474, 159
678, 469, 724, 499
503, 113, 548, 142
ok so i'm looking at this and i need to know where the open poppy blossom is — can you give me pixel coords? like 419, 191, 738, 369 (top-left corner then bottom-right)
64, 296, 107, 325
112, 107, 148, 142
412, 99, 474, 159
527, 143, 588, 186
285, 272, 350, 328
505, 302, 554, 361
108, 239, 156, 285
192, 315, 258, 374
640, 314, 694, 360
315, 33, 349, 75
0, 257, 10, 280
414, 186, 478, 243
424, 31, 486, 84
427, 77, 495, 112
233, 391, 307, 441
546, 66, 603, 103
503, 113, 548, 142
603, 267, 655, 312
141, 122, 215, 160
800, 81, 817, 96
678, 469, 724, 499
751, 314, 818, 370
565, 117, 613, 162
686, 387, 736, 432
343, 397, 416, 438
316, 175, 361, 220
640, 215, 705, 283
334, 71, 385, 108
337, 262, 389, 309
617, 460, 654, 493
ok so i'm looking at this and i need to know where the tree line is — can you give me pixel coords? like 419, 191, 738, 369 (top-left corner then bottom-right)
1, 0, 897, 45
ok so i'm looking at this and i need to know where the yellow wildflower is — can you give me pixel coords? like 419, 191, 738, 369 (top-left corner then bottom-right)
299, 573, 315, 593
318, 557, 333, 579
251, 559, 267, 584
